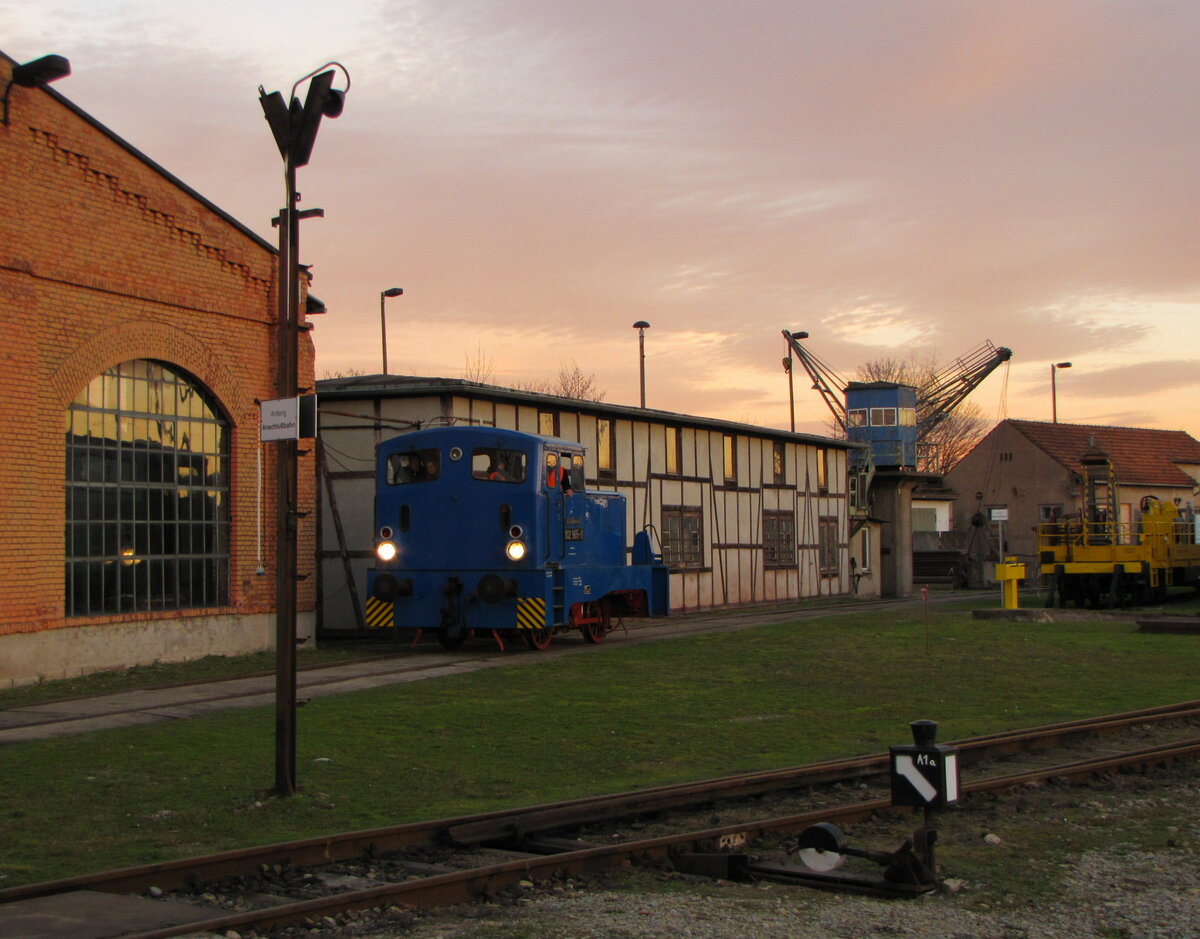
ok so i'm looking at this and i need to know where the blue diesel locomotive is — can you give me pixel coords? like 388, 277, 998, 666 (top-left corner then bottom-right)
365, 426, 669, 650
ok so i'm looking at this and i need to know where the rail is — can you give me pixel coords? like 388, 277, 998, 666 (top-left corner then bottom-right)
3, 700, 1199, 937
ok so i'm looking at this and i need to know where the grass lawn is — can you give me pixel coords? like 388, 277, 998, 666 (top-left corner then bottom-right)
1, 605, 1197, 887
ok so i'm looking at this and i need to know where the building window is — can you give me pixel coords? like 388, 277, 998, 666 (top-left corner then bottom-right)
856, 526, 872, 572
818, 516, 839, 575
869, 408, 897, 426
772, 441, 785, 483
912, 507, 938, 532
723, 434, 736, 482
596, 418, 615, 480
662, 505, 703, 567
816, 448, 829, 493
65, 360, 230, 616
665, 425, 681, 475
763, 510, 796, 567
847, 409, 867, 427
1039, 504, 1063, 522
849, 462, 871, 513
538, 411, 558, 437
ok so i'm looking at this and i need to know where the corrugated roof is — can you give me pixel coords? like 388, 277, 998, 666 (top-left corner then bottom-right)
1006, 420, 1200, 487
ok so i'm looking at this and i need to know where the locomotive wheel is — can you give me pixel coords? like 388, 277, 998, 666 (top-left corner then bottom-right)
437, 627, 466, 651
523, 627, 554, 651
580, 600, 611, 644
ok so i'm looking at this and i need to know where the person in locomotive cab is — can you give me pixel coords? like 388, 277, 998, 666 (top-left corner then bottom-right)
424, 450, 439, 480
545, 452, 570, 491
487, 455, 507, 481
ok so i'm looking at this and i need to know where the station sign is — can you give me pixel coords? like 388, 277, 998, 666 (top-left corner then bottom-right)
260, 395, 317, 441
889, 720, 960, 809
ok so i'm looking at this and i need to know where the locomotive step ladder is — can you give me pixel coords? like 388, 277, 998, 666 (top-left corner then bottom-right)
551, 567, 566, 626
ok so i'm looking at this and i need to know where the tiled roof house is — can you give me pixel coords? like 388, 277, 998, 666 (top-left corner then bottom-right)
943, 420, 1200, 569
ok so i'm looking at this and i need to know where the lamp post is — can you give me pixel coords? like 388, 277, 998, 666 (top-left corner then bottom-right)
782, 330, 807, 433
783, 355, 795, 432
633, 321, 650, 408
380, 287, 403, 374
259, 62, 349, 797
1051, 361, 1072, 423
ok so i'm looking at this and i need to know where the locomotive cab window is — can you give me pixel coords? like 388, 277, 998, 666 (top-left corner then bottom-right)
388, 448, 440, 484
545, 451, 585, 491
472, 447, 527, 483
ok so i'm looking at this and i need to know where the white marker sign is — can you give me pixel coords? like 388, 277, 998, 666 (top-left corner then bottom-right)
894, 754, 938, 803
260, 395, 317, 441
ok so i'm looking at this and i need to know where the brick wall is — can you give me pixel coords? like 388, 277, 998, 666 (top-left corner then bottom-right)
0, 59, 315, 661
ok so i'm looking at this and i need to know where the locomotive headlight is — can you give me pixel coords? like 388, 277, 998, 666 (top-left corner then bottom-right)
505, 539, 527, 562
376, 541, 398, 562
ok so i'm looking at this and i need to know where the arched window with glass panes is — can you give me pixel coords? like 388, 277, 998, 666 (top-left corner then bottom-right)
65, 360, 230, 616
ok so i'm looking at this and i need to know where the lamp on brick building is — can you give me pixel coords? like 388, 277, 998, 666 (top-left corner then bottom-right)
2, 53, 71, 126
380, 287, 403, 374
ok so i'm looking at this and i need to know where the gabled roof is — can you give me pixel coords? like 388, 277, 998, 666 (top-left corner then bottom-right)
1005, 420, 1200, 488
1, 49, 275, 256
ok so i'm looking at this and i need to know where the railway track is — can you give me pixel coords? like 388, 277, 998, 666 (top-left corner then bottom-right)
3, 701, 1198, 937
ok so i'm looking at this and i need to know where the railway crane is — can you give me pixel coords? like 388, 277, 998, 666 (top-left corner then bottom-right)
782, 330, 1012, 473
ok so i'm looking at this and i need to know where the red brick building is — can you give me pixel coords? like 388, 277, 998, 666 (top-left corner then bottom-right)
0, 52, 316, 687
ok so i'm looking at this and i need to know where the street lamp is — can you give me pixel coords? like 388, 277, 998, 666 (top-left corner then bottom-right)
258, 62, 349, 798
782, 355, 794, 432
380, 287, 403, 374
782, 330, 807, 433
633, 321, 650, 408
1051, 361, 1072, 423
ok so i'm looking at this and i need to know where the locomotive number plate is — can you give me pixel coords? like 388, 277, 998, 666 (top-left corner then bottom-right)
564, 527, 584, 541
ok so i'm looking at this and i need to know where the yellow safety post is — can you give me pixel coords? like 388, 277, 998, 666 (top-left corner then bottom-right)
994, 557, 1026, 609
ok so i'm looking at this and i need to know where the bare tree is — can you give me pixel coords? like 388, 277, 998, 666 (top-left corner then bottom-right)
461, 344, 496, 384
517, 361, 607, 402
320, 366, 366, 379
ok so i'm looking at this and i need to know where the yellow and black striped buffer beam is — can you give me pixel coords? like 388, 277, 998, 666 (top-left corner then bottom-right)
364, 596, 393, 629
516, 597, 547, 631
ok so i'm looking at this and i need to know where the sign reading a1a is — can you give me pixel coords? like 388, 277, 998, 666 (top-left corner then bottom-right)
889, 720, 960, 809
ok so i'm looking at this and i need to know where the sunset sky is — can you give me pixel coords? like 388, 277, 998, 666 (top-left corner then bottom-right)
6, 1, 1199, 436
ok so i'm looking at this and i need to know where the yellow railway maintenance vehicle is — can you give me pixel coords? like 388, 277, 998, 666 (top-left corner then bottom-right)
1039, 442, 1200, 608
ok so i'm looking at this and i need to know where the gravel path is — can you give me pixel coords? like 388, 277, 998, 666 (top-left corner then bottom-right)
337, 763, 1200, 939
